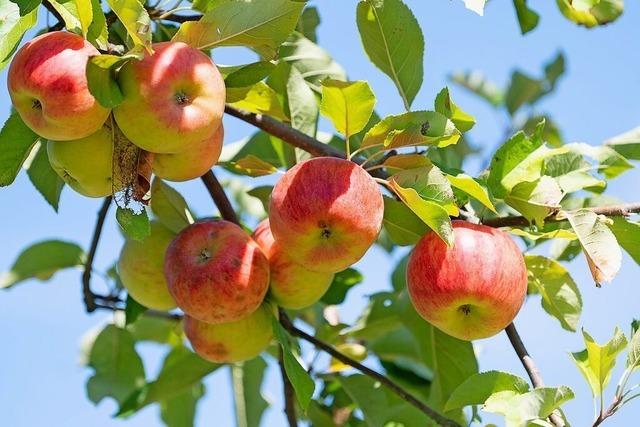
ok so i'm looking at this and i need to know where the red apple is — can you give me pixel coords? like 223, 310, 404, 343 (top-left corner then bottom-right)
164, 219, 269, 323
8, 31, 110, 140
253, 219, 334, 309
114, 42, 225, 154
407, 221, 527, 341
184, 304, 273, 363
153, 124, 223, 182
269, 157, 383, 273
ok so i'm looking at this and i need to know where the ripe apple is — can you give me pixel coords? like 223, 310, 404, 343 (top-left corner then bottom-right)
8, 31, 110, 141
269, 157, 383, 273
164, 219, 270, 324
114, 42, 225, 154
253, 219, 334, 309
184, 304, 273, 363
47, 125, 113, 198
406, 221, 527, 341
118, 221, 177, 311
153, 124, 224, 182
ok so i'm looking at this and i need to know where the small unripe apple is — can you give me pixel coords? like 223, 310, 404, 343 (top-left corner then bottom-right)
8, 31, 110, 141
118, 221, 177, 311
153, 124, 223, 182
184, 304, 273, 363
164, 219, 270, 324
269, 157, 383, 273
114, 42, 225, 154
407, 221, 527, 341
253, 219, 334, 309
47, 125, 113, 198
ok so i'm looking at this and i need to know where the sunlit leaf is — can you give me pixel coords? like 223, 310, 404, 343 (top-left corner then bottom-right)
149, 178, 194, 234
0, 0, 38, 68
504, 176, 564, 226
0, 112, 39, 186
320, 80, 376, 140
382, 197, 429, 246
232, 357, 269, 427
362, 111, 460, 149
106, 0, 152, 50
445, 371, 530, 412
434, 87, 475, 132
608, 217, 640, 265
26, 142, 64, 211
446, 173, 497, 214
484, 386, 574, 426
556, 0, 623, 28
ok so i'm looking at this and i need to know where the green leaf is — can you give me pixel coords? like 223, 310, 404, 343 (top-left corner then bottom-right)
296, 6, 320, 42
232, 357, 269, 427
434, 87, 475, 133
160, 382, 205, 427
321, 268, 363, 305
149, 178, 194, 234
172, 0, 304, 57
362, 111, 460, 149
0, 0, 38, 68
484, 386, 574, 426
504, 176, 564, 226
272, 317, 315, 410
444, 371, 530, 412
280, 32, 346, 86
1, 240, 84, 289
608, 217, 640, 265
26, 142, 64, 212
564, 209, 622, 285
286, 64, 318, 137
0, 112, 40, 186
451, 71, 504, 107
124, 294, 147, 326
120, 346, 219, 415
221, 131, 290, 172
382, 196, 429, 246
356, 0, 424, 109
556, 0, 623, 28
86, 325, 146, 405
224, 61, 276, 88
543, 151, 605, 194
606, 126, 640, 160
116, 206, 150, 241
336, 374, 435, 427
446, 173, 497, 214
246, 185, 272, 213
86, 54, 133, 108
508, 228, 577, 241
627, 324, 640, 371
87, 0, 109, 49
227, 82, 287, 121
565, 142, 633, 179
391, 165, 459, 216
570, 328, 627, 397
126, 314, 182, 344
513, 0, 540, 34
525, 254, 582, 331
320, 80, 376, 140
15, 0, 41, 15
106, 0, 152, 50
232, 155, 279, 177
388, 180, 454, 246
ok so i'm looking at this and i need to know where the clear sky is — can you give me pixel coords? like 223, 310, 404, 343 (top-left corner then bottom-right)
1, 1, 639, 426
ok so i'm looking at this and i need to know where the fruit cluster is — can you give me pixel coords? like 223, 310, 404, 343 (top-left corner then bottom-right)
8, 32, 226, 197
8, 30, 529, 364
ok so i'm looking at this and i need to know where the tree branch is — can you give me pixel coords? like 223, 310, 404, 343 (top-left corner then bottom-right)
278, 348, 298, 427
279, 311, 461, 427
43, 0, 65, 31
505, 323, 564, 427
82, 197, 112, 313
483, 203, 640, 228
200, 169, 240, 225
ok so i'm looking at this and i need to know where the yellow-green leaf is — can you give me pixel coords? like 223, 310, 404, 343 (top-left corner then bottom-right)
320, 80, 375, 139
232, 155, 279, 177
106, 0, 152, 50
446, 173, 496, 214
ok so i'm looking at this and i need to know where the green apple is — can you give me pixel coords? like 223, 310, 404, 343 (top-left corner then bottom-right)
47, 125, 113, 198
118, 221, 177, 311
184, 304, 273, 363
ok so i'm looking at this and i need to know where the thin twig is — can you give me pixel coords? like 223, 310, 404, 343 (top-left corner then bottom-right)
42, 0, 65, 31
82, 197, 112, 313
200, 170, 240, 225
279, 311, 461, 427
278, 348, 298, 427
482, 203, 640, 228
505, 323, 564, 427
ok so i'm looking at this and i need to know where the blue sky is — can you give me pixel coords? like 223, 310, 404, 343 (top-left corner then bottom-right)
1, 1, 639, 426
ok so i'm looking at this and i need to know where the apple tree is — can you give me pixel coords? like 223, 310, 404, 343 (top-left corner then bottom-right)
1, 0, 639, 426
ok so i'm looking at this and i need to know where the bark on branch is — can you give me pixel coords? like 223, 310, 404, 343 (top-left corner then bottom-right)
82, 197, 112, 313
200, 170, 240, 225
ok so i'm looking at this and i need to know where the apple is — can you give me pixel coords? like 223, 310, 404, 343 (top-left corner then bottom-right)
114, 41, 225, 154
164, 219, 270, 324
184, 304, 273, 363
8, 31, 110, 141
253, 219, 334, 309
118, 221, 177, 311
153, 124, 224, 182
269, 157, 383, 273
406, 221, 527, 341
47, 125, 113, 198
